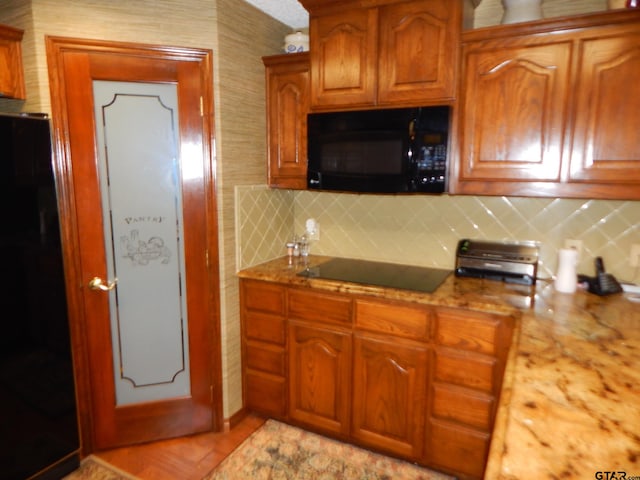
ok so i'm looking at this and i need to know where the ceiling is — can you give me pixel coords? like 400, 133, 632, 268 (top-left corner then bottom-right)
244, 0, 309, 29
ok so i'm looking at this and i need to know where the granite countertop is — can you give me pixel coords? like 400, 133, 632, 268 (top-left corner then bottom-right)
238, 255, 640, 479
238, 255, 529, 315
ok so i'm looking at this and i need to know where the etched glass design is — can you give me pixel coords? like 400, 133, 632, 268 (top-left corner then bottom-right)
93, 81, 190, 405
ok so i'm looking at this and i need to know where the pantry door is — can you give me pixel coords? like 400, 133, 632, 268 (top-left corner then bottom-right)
46, 37, 222, 450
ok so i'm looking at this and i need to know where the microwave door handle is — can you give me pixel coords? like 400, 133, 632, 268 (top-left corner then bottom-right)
408, 118, 417, 163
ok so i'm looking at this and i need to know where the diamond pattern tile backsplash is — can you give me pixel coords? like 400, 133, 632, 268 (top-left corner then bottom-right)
236, 186, 640, 284
236, 185, 295, 268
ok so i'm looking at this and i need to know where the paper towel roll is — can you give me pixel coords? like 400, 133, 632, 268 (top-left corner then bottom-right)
554, 248, 578, 293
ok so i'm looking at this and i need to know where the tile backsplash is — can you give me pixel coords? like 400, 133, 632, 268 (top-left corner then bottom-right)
236, 185, 294, 268
237, 185, 640, 284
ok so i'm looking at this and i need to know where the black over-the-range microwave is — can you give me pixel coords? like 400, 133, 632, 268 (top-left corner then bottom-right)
307, 105, 450, 194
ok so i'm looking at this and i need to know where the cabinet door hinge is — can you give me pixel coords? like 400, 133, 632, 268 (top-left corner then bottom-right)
200, 96, 204, 117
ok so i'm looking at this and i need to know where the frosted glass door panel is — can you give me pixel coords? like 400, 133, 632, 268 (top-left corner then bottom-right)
93, 81, 190, 406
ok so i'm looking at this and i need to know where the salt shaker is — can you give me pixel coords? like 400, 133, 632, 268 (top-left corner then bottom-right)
286, 242, 295, 263
292, 235, 300, 257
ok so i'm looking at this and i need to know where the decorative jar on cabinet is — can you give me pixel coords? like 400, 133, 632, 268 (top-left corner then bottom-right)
501, 0, 543, 24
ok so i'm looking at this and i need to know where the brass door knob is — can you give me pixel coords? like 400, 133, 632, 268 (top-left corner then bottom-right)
88, 276, 117, 291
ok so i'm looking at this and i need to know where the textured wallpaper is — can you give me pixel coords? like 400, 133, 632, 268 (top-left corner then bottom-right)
214, 0, 290, 419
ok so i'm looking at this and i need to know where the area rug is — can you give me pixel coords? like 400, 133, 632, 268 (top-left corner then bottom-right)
63, 455, 138, 480
205, 419, 453, 480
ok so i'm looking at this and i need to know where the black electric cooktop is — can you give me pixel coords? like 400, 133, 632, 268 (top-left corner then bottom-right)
297, 258, 452, 293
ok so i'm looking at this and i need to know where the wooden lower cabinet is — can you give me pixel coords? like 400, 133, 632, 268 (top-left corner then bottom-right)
240, 280, 287, 418
352, 333, 428, 459
431, 383, 494, 432
239, 279, 516, 479
243, 369, 286, 418
288, 320, 352, 437
426, 419, 491, 479
428, 307, 515, 478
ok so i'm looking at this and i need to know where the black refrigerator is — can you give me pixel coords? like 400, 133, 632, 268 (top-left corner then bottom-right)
0, 113, 80, 479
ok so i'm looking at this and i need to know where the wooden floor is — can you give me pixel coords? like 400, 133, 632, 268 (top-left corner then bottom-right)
93, 413, 266, 480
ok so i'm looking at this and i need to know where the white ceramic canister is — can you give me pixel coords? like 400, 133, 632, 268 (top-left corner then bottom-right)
554, 248, 578, 294
501, 0, 543, 24
284, 32, 309, 53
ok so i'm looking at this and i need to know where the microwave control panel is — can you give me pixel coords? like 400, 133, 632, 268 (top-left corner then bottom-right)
412, 134, 447, 189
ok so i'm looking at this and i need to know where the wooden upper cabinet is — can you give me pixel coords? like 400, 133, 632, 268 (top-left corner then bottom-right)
239, 275, 518, 478
309, 7, 378, 108
568, 25, 640, 186
453, 10, 640, 199
240, 280, 287, 418
0, 24, 26, 100
263, 53, 309, 189
378, 0, 459, 104
456, 36, 572, 184
305, 0, 460, 110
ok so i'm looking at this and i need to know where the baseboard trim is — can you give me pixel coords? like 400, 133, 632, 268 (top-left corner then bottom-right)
223, 407, 249, 432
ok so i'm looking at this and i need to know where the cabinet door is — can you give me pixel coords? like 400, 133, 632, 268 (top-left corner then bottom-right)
288, 320, 352, 436
352, 334, 428, 459
264, 53, 309, 189
0, 24, 26, 100
309, 8, 378, 108
378, 0, 459, 105
569, 26, 640, 187
456, 37, 572, 188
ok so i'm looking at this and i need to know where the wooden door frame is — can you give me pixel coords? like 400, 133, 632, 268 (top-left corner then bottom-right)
45, 36, 223, 455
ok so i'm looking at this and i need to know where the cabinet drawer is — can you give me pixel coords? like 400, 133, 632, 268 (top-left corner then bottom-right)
242, 280, 285, 315
244, 371, 286, 417
355, 299, 431, 340
245, 342, 285, 376
426, 419, 490, 479
433, 348, 496, 393
288, 289, 352, 325
244, 311, 285, 345
435, 308, 501, 355
431, 383, 493, 431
